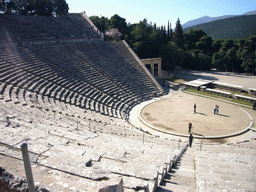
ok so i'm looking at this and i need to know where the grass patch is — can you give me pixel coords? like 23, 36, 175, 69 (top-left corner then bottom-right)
229, 98, 254, 107
185, 88, 253, 108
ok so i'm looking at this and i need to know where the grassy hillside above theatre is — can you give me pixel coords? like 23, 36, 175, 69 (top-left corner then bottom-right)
183, 15, 256, 40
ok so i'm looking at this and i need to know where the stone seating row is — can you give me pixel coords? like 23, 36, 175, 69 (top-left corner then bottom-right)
38, 43, 130, 99
1, 73, 121, 118
0, 97, 185, 190
0, 47, 126, 118
0, 14, 101, 43
1, 20, 164, 119
73, 41, 162, 97
45, 42, 154, 103
0, 86, 128, 135
68, 43, 138, 92
0, 57, 134, 120
0, 80, 139, 134
49, 15, 84, 38
66, 14, 101, 39
27, 44, 136, 112
1, 14, 62, 42
194, 144, 256, 191
107, 41, 163, 94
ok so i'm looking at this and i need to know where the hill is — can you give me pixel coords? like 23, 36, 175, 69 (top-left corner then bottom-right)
182, 15, 235, 29
182, 10, 256, 29
183, 15, 256, 39
243, 10, 256, 15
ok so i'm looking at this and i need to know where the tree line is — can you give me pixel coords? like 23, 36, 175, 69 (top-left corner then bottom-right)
90, 14, 256, 75
0, 0, 69, 16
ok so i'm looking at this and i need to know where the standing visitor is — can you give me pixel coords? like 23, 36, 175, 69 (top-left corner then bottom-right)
188, 134, 193, 147
214, 105, 217, 114
194, 103, 196, 113
188, 122, 192, 133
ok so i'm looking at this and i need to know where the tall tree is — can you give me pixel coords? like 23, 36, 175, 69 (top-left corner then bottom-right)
196, 35, 213, 55
0, 0, 6, 11
34, 0, 54, 16
172, 18, 185, 49
6, 1, 15, 14
90, 15, 108, 33
167, 20, 170, 39
169, 21, 173, 41
237, 36, 256, 74
2, 0, 69, 16
225, 47, 241, 72
131, 19, 151, 42
184, 29, 207, 50
108, 14, 127, 38
159, 41, 184, 71
212, 50, 226, 71
54, 0, 69, 16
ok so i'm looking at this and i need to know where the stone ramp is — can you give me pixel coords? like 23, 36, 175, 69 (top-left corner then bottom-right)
157, 147, 196, 192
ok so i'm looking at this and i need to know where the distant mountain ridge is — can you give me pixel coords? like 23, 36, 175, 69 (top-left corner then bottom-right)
182, 10, 256, 29
183, 14, 256, 40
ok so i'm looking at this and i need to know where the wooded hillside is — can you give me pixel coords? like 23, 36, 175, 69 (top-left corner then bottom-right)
183, 15, 256, 40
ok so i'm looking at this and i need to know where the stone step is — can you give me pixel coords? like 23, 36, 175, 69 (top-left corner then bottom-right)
10, 86, 20, 104
37, 94, 47, 110
24, 90, 35, 107
157, 183, 194, 192
158, 148, 196, 192
17, 88, 27, 106
3, 83, 12, 102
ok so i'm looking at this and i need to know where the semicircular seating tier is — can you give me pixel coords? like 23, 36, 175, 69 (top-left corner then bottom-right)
0, 13, 164, 120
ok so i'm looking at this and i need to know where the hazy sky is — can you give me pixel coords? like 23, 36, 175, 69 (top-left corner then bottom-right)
66, 0, 256, 28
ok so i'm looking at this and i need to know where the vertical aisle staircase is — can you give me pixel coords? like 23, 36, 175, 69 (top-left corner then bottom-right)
157, 147, 197, 192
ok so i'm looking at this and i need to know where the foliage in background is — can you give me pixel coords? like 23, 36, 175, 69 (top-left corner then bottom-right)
183, 15, 256, 40
90, 14, 255, 75
0, 3, 254, 74
0, 0, 69, 16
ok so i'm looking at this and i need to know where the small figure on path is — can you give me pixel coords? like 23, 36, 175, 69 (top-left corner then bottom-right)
188, 134, 193, 147
194, 103, 196, 113
214, 105, 217, 114
253, 101, 256, 110
188, 122, 192, 133
216, 105, 219, 114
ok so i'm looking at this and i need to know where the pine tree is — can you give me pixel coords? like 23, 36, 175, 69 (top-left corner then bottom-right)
54, 0, 69, 16
169, 22, 173, 41
167, 20, 170, 39
173, 18, 184, 49
153, 23, 156, 30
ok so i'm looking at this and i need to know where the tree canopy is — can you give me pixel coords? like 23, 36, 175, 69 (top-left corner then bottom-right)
0, 0, 69, 16
172, 18, 185, 49
1, 5, 254, 74
90, 14, 255, 74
